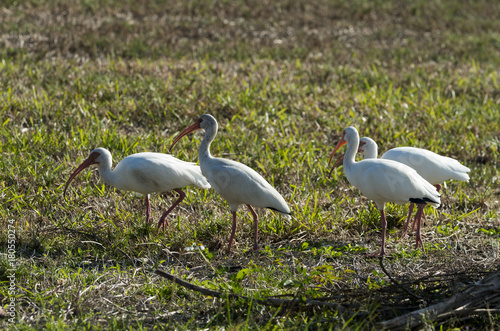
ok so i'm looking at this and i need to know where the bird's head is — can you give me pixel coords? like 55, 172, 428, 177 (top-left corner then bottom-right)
358, 137, 379, 161
358, 137, 376, 155
63, 148, 107, 198
358, 138, 367, 154
170, 114, 217, 152
328, 126, 358, 177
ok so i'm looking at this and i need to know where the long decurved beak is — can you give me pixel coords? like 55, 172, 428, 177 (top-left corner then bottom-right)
63, 153, 99, 198
170, 120, 201, 152
328, 153, 345, 178
328, 135, 346, 178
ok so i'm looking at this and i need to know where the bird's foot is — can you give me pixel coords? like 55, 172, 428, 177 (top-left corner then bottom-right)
156, 217, 170, 232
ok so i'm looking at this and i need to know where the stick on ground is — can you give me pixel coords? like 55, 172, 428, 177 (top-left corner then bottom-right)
155, 269, 351, 312
379, 270, 500, 330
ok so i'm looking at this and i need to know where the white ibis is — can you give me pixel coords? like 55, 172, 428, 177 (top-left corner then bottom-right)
64, 147, 211, 230
357, 137, 470, 238
170, 114, 291, 252
329, 127, 441, 256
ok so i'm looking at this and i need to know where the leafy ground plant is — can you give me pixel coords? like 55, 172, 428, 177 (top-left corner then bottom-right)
0, 0, 499, 329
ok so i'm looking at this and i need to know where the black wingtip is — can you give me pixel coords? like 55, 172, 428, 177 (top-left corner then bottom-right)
409, 197, 440, 205
267, 207, 292, 216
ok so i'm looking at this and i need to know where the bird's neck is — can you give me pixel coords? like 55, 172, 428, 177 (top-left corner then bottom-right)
96, 158, 116, 187
364, 144, 378, 159
199, 124, 217, 163
343, 136, 359, 171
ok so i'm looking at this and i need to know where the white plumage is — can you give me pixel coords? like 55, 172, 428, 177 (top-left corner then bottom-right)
171, 114, 291, 252
329, 127, 440, 256
358, 137, 470, 185
341, 158, 441, 209
201, 157, 288, 213
64, 147, 210, 229
357, 137, 470, 239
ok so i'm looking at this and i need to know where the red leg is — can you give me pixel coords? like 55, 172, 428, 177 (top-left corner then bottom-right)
145, 194, 151, 224
411, 211, 418, 232
414, 204, 425, 249
227, 211, 238, 253
411, 205, 428, 232
412, 208, 428, 240
379, 209, 387, 256
157, 189, 186, 231
401, 202, 415, 239
246, 204, 260, 251
409, 184, 440, 236
412, 184, 439, 237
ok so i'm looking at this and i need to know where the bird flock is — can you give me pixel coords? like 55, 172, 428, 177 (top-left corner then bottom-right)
64, 114, 470, 256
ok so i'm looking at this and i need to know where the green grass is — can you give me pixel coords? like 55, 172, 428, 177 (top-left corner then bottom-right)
1, 0, 500, 329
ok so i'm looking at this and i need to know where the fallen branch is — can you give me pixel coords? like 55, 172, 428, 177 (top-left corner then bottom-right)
155, 269, 351, 313
379, 270, 500, 330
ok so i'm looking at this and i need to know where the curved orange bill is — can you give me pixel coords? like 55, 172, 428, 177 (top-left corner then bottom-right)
170, 119, 201, 153
327, 138, 347, 178
63, 153, 99, 198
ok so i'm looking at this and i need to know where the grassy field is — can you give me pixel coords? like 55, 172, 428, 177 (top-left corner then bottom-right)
1, 0, 499, 329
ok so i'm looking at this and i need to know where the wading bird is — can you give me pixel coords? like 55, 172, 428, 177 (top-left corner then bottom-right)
170, 114, 291, 252
329, 127, 440, 256
64, 147, 211, 230
356, 137, 470, 238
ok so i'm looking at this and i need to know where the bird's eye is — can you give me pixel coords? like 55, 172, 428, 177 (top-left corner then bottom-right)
199, 119, 204, 123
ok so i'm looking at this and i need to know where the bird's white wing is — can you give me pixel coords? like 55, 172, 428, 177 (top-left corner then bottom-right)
201, 157, 290, 215
114, 153, 210, 193
382, 147, 470, 184
345, 159, 440, 208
